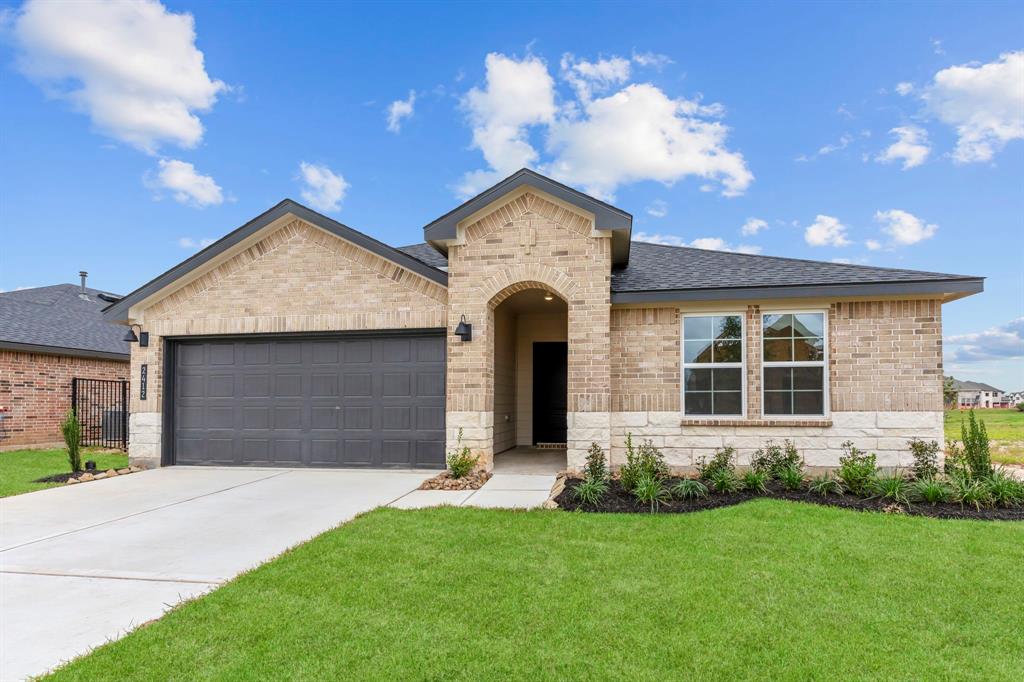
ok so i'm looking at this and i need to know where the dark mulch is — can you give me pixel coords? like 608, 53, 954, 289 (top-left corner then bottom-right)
32, 472, 81, 484
556, 478, 1024, 521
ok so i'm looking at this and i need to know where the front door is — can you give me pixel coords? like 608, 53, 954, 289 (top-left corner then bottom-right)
533, 342, 567, 444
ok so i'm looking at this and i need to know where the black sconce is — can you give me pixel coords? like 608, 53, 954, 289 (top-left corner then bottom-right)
123, 324, 149, 347
454, 315, 472, 342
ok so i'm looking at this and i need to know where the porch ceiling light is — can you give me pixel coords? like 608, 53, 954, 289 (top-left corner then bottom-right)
543, 292, 554, 301
454, 315, 472, 342
123, 324, 149, 347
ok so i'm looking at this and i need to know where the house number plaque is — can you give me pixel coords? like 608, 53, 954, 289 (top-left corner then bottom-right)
140, 364, 148, 401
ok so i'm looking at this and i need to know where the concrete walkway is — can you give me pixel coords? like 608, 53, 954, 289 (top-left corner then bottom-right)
390, 473, 557, 509
0, 466, 433, 680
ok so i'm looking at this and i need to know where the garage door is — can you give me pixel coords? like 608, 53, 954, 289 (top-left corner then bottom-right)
170, 333, 445, 468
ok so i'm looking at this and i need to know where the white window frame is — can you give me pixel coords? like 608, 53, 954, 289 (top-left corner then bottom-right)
680, 311, 746, 418
760, 309, 830, 419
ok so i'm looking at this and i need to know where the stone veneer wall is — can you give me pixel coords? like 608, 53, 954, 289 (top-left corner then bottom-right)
126, 218, 448, 468
444, 190, 612, 469
606, 299, 944, 469
0, 350, 128, 449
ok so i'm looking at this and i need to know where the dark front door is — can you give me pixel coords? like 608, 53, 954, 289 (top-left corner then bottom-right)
170, 333, 446, 468
533, 342, 567, 444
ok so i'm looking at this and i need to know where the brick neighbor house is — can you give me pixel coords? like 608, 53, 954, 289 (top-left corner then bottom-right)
0, 277, 129, 449
102, 169, 982, 472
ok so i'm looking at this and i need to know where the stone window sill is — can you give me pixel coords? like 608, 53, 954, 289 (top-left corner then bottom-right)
679, 418, 833, 428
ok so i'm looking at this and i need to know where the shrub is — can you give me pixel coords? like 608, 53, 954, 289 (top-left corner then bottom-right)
911, 478, 951, 505
808, 473, 844, 497
837, 441, 877, 497
751, 440, 802, 478
60, 409, 82, 473
583, 442, 608, 482
1017, 402, 1024, 413
777, 464, 805, 491
872, 471, 910, 505
672, 478, 709, 500
741, 469, 770, 494
697, 446, 736, 481
984, 470, 1023, 508
708, 468, 743, 494
619, 435, 668, 492
907, 438, 940, 480
446, 429, 478, 479
960, 410, 992, 479
573, 477, 609, 506
950, 474, 992, 511
632, 473, 671, 512
944, 439, 967, 478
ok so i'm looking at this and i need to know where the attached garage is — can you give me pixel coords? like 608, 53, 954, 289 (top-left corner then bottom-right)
167, 332, 445, 468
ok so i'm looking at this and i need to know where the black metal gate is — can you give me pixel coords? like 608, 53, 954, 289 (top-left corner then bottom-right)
71, 378, 129, 450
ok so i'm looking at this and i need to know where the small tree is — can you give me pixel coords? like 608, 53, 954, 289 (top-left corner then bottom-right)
583, 442, 608, 482
61, 409, 83, 473
942, 377, 958, 409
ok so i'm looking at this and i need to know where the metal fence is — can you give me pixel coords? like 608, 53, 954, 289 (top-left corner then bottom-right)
71, 378, 129, 450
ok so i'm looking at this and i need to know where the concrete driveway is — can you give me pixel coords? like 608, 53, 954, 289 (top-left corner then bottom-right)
0, 466, 433, 680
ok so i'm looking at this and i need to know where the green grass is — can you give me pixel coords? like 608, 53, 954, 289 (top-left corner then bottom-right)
945, 409, 1024, 465
0, 448, 128, 497
48, 502, 1023, 681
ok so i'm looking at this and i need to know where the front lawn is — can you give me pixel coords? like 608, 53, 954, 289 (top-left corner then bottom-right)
0, 448, 128, 497
946, 408, 1024, 465
48, 502, 1023, 681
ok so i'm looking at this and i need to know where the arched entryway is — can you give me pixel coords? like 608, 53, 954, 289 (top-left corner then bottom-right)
489, 285, 568, 473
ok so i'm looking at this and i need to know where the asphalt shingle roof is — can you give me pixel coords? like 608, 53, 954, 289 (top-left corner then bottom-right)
394, 240, 977, 295
0, 284, 129, 357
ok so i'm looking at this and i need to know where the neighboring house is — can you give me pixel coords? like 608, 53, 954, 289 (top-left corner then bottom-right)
949, 379, 1004, 408
103, 169, 983, 471
0, 276, 129, 449
1002, 391, 1024, 407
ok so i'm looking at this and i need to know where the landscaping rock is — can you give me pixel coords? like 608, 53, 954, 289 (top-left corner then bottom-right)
93, 473, 107, 480
106, 469, 119, 476
117, 468, 131, 475
129, 466, 142, 473
78, 473, 94, 482
419, 470, 492, 490
66, 477, 80, 484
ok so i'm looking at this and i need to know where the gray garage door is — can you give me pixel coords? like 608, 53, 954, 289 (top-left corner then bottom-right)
171, 333, 445, 468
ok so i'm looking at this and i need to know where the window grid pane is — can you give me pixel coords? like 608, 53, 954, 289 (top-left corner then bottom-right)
683, 315, 743, 416
761, 313, 826, 417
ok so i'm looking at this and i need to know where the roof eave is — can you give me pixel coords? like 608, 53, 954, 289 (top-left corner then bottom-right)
0, 340, 130, 362
610, 278, 984, 304
103, 200, 448, 323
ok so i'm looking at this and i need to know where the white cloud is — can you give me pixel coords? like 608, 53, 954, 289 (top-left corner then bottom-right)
740, 218, 768, 236
875, 125, 931, 169
632, 51, 673, 69
146, 159, 223, 207
946, 318, 1024, 362
865, 239, 882, 251
178, 237, 215, 249
931, 38, 945, 56
13, 0, 226, 153
895, 82, 915, 96
457, 52, 752, 201
874, 209, 937, 246
386, 90, 416, 133
922, 51, 1024, 163
560, 53, 631, 101
804, 215, 851, 247
646, 200, 668, 218
796, 133, 852, 161
456, 53, 557, 197
298, 162, 348, 213
634, 232, 761, 254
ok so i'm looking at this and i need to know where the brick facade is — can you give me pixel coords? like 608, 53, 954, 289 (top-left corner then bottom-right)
0, 350, 128, 449
444, 189, 612, 467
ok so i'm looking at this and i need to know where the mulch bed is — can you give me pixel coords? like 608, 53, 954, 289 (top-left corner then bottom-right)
419, 470, 492, 490
556, 478, 1024, 521
33, 472, 83, 484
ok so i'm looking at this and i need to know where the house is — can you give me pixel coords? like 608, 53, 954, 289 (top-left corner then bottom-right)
102, 169, 983, 471
1003, 391, 1024, 407
0, 275, 129, 449
949, 378, 1005, 408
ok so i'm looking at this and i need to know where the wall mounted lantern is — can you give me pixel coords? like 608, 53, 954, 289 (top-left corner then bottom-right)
123, 324, 149, 347
454, 315, 472, 342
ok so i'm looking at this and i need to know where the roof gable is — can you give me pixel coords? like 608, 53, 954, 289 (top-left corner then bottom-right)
103, 200, 448, 323
423, 168, 633, 266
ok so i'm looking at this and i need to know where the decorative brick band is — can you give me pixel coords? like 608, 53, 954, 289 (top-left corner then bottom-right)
680, 418, 833, 428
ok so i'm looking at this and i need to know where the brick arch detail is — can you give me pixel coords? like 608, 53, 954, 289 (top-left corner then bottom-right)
481, 264, 580, 309
463, 191, 595, 245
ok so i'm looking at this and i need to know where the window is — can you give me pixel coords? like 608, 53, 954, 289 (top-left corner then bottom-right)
682, 314, 744, 416
762, 312, 827, 416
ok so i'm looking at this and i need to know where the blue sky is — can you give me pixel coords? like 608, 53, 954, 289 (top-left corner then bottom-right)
1, 0, 1021, 388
